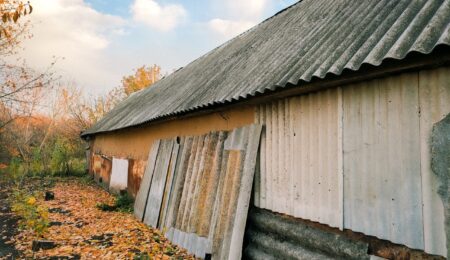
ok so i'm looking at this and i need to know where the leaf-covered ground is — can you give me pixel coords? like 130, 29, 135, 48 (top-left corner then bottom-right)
12, 179, 195, 259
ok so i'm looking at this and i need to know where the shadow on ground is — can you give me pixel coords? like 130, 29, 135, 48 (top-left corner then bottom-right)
0, 183, 20, 259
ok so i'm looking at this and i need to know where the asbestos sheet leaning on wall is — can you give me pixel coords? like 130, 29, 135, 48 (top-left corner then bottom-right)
134, 140, 161, 221
134, 124, 262, 259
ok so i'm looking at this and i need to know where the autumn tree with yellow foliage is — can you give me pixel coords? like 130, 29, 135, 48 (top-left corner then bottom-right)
64, 65, 162, 133
121, 65, 161, 96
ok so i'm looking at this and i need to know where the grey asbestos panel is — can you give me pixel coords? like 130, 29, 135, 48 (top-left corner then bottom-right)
139, 125, 262, 259
134, 140, 160, 221
143, 139, 175, 227
228, 124, 263, 260
343, 76, 424, 249
243, 207, 370, 260
163, 137, 194, 230
158, 141, 180, 229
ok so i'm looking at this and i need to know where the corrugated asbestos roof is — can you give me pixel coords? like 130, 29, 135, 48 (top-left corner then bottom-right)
83, 0, 450, 136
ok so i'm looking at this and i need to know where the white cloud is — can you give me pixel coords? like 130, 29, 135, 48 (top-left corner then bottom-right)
12, 0, 127, 95
208, 19, 256, 38
131, 0, 186, 32
222, 0, 269, 19
207, 0, 270, 38
30, 0, 124, 49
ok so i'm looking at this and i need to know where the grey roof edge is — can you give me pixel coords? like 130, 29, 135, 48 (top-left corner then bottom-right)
81, 44, 450, 139
82, 0, 450, 137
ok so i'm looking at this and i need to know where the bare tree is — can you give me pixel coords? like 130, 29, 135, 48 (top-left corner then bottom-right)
0, 1, 58, 130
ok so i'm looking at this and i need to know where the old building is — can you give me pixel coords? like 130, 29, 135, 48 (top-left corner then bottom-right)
82, 0, 450, 259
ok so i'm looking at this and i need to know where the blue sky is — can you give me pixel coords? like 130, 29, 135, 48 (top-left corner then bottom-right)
84, 0, 295, 21
17, 0, 297, 96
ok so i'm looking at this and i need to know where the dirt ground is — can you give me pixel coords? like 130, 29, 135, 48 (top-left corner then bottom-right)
0, 178, 195, 259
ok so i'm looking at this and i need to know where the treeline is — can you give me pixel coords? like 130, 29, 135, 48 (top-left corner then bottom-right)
0, 66, 161, 178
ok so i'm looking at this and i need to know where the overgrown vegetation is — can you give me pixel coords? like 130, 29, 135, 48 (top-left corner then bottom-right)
1, 129, 86, 238
5, 141, 86, 179
0, 0, 85, 182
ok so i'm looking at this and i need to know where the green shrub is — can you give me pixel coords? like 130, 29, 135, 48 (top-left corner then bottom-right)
50, 138, 70, 175
115, 192, 134, 213
96, 192, 134, 213
9, 157, 23, 176
0, 168, 5, 179
69, 158, 87, 176
3, 137, 87, 185
49, 138, 87, 176
8, 157, 26, 182
30, 147, 47, 177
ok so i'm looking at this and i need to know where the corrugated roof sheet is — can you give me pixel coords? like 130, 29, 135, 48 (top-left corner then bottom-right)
83, 0, 450, 136
244, 208, 370, 260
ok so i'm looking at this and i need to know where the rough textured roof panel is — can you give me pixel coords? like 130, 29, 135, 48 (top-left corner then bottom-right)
243, 207, 370, 259
83, 0, 450, 136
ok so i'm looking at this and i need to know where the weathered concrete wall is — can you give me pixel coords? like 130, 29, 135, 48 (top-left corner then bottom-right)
90, 154, 113, 190
431, 113, 450, 259
99, 157, 112, 188
127, 159, 146, 198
